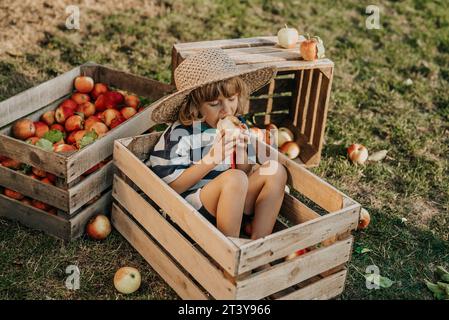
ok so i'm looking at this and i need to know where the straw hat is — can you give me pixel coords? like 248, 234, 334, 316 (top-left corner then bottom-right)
151, 48, 277, 123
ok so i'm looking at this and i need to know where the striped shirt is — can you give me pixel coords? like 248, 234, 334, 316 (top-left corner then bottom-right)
147, 120, 237, 202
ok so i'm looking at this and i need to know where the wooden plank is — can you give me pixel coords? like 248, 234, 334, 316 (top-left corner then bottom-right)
235, 59, 334, 72
236, 205, 359, 274
299, 69, 313, 135
277, 269, 347, 300
281, 192, 321, 224
249, 96, 291, 114
235, 237, 353, 299
0, 165, 70, 211
69, 189, 112, 240
113, 140, 240, 275
174, 36, 278, 52
312, 67, 333, 149
0, 193, 70, 240
305, 71, 322, 144
264, 79, 275, 124
0, 134, 68, 177
0, 66, 80, 128
67, 160, 114, 214
291, 70, 304, 127
127, 132, 163, 161
111, 205, 209, 300
96, 66, 174, 100
113, 175, 236, 298
254, 139, 346, 212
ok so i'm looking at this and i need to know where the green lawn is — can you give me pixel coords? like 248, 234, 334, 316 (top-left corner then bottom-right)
0, 0, 448, 300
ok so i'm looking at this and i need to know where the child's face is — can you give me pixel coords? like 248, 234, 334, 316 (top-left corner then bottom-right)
199, 93, 239, 128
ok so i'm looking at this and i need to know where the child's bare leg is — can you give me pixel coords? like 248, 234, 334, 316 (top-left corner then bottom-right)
244, 160, 287, 240
199, 169, 248, 237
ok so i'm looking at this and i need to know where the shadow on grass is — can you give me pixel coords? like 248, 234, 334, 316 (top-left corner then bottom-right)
0, 61, 36, 101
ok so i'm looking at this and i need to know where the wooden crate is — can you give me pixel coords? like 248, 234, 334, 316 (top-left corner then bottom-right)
0, 63, 174, 240
172, 36, 334, 167
111, 132, 361, 300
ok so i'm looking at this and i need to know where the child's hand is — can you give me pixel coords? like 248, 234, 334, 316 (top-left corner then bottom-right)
203, 129, 235, 165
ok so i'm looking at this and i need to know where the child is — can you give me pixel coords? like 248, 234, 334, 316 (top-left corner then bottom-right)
148, 48, 287, 239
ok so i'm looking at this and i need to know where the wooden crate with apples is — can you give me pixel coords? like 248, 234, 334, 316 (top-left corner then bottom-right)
111, 131, 361, 300
0, 63, 174, 241
172, 36, 334, 167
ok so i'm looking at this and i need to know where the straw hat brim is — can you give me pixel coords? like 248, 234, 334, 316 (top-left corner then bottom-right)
151, 65, 277, 124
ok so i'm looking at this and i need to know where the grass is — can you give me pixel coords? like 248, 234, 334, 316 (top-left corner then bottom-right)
0, 0, 448, 299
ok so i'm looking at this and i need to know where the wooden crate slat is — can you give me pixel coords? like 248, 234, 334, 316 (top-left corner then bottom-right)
67, 161, 115, 215
111, 204, 209, 300
236, 205, 359, 274
113, 175, 236, 299
174, 36, 278, 52
277, 269, 347, 300
281, 192, 321, 224
298, 69, 313, 135
291, 70, 304, 127
0, 193, 70, 239
235, 237, 353, 299
0, 165, 70, 211
235, 59, 334, 72
94, 66, 174, 100
0, 66, 80, 128
228, 50, 302, 66
304, 70, 322, 143
113, 139, 240, 276
0, 134, 68, 177
312, 68, 333, 148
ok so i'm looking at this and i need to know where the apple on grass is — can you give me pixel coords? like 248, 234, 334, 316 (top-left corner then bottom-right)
86, 214, 111, 240
114, 267, 142, 294
358, 208, 371, 230
347, 143, 369, 165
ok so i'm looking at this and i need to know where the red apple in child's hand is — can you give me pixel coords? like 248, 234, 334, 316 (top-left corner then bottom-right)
12, 119, 36, 140
358, 208, 371, 230
347, 143, 369, 165
279, 141, 300, 159
41, 111, 55, 126
71, 92, 91, 104
86, 214, 111, 240
91, 83, 108, 99
114, 267, 141, 294
74, 76, 94, 93
33, 121, 49, 138
65, 114, 84, 132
